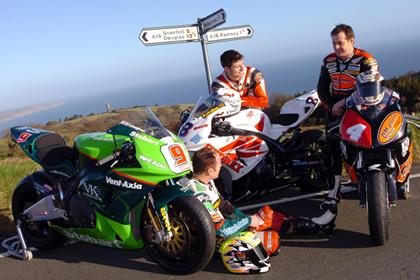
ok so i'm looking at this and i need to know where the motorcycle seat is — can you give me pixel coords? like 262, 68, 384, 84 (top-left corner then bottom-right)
35, 133, 77, 167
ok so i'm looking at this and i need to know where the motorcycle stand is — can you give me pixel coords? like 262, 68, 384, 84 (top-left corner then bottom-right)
0, 220, 37, 261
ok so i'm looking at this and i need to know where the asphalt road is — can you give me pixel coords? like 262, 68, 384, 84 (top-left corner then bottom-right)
1, 166, 419, 280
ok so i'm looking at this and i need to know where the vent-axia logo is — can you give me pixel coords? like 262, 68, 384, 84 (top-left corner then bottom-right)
106, 177, 142, 190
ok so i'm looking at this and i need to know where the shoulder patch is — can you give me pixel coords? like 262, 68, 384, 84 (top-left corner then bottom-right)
325, 53, 337, 63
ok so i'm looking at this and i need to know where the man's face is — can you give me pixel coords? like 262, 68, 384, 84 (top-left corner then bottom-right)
331, 31, 354, 60
224, 59, 245, 82
208, 155, 222, 180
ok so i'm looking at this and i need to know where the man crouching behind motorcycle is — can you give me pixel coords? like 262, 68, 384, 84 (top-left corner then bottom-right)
177, 147, 335, 274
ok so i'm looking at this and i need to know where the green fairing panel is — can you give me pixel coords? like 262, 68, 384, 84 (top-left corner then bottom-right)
52, 202, 145, 250
74, 133, 128, 160
153, 184, 193, 209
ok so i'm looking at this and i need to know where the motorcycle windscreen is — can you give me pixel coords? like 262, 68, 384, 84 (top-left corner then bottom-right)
340, 110, 372, 148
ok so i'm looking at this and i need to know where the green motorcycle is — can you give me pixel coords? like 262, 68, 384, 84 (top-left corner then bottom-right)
10, 108, 215, 274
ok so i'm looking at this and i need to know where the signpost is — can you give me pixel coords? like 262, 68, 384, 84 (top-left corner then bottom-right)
198, 9, 226, 34
138, 9, 253, 92
139, 25, 199, 45
206, 25, 254, 43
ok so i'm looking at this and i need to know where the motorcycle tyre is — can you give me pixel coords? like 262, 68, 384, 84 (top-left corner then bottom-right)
12, 183, 66, 249
141, 196, 216, 274
366, 170, 390, 246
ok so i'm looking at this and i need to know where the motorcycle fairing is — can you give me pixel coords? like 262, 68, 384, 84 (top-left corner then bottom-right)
341, 109, 373, 148
52, 204, 145, 250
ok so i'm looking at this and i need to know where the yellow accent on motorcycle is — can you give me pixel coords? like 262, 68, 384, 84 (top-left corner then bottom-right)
378, 112, 403, 144
160, 207, 172, 233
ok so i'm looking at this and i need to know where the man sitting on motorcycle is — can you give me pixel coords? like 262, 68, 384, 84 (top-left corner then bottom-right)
178, 147, 335, 273
211, 49, 269, 109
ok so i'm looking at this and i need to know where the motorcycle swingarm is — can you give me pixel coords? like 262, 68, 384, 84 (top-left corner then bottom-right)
22, 194, 68, 222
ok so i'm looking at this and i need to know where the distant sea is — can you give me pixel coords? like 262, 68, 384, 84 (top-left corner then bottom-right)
1, 37, 419, 135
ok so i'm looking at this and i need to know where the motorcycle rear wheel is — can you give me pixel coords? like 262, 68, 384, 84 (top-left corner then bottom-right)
141, 196, 216, 274
12, 184, 66, 249
366, 171, 390, 246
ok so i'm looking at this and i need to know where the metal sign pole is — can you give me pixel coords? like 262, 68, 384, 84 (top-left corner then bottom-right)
198, 19, 213, 94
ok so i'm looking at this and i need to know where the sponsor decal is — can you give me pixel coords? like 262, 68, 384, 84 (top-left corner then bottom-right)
254, 72, 263, 83
219, 217, 249, 236
129, 131, 159, 145
82, 183, 103, 201
363, 58, 377, 66
92, 136, 114, 142
348, 65, 360, 71
15, 127, 41, 133
193, 124, 208, 130
190, 134, 203, 144
326, 62, 337, 68
328, 67, 337, 73
246, 110, 255, 118
331, 73, 356, 90
139, 154, 166, 169
378, 112, 403, 144
16, 132, 32, 143
62, 231, 123, 248
106, 176, 143, 190
159, 207, 172, 233
351, 57, 363, 63
120, 120, 143, 132
325, 56, 336, 62
202, 103, 225, 118
339, 63, 346, 72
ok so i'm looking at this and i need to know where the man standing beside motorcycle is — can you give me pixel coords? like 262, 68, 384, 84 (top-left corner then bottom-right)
211, 49, 269, 109
316, 24, 379, 221
178, 147, 335, 274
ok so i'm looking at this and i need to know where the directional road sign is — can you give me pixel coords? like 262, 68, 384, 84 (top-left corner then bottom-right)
199, 9, 227, 34
206, 25, 254, 43
139, 25, 199, 46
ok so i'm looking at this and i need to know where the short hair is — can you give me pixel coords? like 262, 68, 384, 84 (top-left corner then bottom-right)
331, 24, 355, 40
192, 147, 218, 175
220, 50, 244, 68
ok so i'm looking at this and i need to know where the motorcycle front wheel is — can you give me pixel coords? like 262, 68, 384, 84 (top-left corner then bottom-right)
366, 170, 390, 246
141, 196, 216, 274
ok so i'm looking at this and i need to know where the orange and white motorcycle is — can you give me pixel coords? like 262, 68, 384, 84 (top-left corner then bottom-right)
178, 89, 330, 201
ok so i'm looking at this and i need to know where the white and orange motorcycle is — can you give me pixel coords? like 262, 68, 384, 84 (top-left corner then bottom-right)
179, 89, 330, 201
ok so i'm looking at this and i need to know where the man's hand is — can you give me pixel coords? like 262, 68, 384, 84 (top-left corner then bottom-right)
332, 99, 346, 116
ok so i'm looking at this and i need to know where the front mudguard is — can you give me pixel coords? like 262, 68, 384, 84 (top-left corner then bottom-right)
152, 184, 194, 209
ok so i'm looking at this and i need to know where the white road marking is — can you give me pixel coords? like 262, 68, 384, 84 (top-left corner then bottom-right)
237, 173, 420, 211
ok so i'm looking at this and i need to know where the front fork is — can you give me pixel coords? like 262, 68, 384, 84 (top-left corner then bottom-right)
146, 192, 173, 243
356, 150, 397, 207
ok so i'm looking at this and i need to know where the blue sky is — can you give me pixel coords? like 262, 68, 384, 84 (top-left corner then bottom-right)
1, 0, 420, 111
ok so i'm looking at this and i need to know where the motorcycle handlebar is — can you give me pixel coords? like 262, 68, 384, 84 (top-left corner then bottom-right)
96, 151, 120, 166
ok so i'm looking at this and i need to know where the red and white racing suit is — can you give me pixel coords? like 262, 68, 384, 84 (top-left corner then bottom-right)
211, 66, 269, 109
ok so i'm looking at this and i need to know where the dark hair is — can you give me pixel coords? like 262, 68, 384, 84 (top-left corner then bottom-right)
192, 147, 218, 175
220, 50, 244, 68
330, 24, 355, 40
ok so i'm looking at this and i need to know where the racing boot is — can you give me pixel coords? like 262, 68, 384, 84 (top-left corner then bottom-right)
320, 175, 341, 211
293, 202, 337, 235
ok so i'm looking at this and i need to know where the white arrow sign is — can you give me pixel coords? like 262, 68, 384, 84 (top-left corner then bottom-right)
139, 25, 199, 46
199, 9, 226, 33
206, 25, 254, 43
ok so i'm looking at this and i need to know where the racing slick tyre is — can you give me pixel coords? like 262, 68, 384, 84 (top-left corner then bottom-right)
141, 196, 216, 274
366, 171, 390, 246
12, 184, 66, 249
